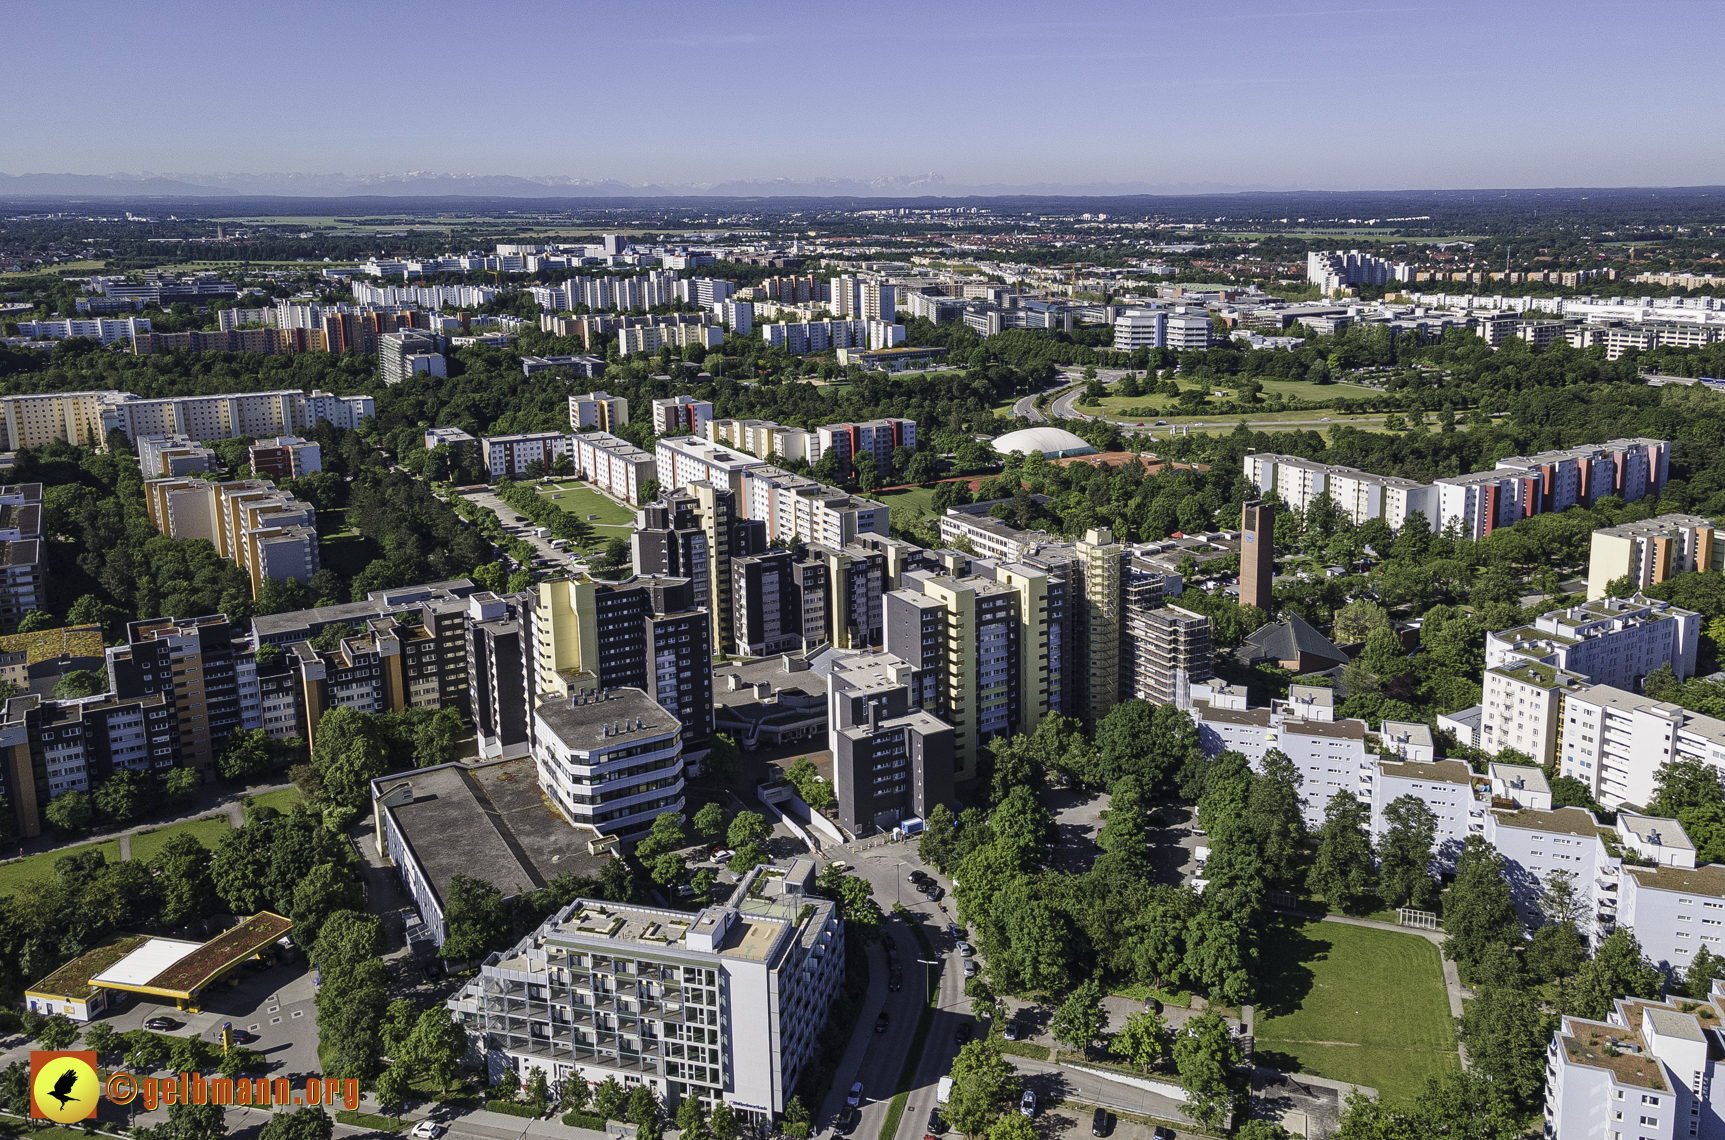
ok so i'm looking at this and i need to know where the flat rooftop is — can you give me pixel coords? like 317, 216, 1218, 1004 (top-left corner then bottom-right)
1493, 806, 1606, 838
536, 687, 680, 747
1625, 863, 1725, 899
375, 758, 607, 912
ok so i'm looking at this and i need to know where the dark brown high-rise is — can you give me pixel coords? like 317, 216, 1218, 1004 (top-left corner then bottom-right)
1240, 500, 1275, 614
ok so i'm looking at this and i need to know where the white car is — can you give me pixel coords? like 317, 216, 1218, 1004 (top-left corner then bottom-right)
847, 1082, 865, 1107
410, 1124, 446, 1139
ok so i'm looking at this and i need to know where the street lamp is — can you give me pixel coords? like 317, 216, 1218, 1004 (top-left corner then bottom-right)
895, 862, 906, 907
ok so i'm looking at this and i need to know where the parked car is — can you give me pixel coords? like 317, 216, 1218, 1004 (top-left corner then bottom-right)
410, 1124, 446, 1140
908, 870, 927, 884
847, 1083, 865, 1107
955, 941, 974, 957
927, 885, 944, 901
144, 1017, 180, 1031
1150, 1129, 1175, 1140
1003, 1023, 1021, 1042
1091, 1109, 1109, 1137
955, 1024, 973, 1044
1019, 1091, 1036, 1118
963, 959, 979, 978
876, 1012, 890, 1033
712, 849, 735, 863
927, 1109, 943, 1134
836, 1107, 860, 1134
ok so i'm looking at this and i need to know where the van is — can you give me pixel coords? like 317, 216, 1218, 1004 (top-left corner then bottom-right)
936, 1077, 953, 1106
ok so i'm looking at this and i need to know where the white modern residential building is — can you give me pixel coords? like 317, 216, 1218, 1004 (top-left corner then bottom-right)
570, 432, 657, 505
656, 436, 765, 496
739, 466, 887, 549
1479, 658, 1589, 767
482, 431, 570, 480
1112, 308, 1166, 350
1560, 684, 1725, 810
1240, 453, 1433, 531
1486, 595, 1701, 691
761, 319, 903, 354
652, 396, 714, 437
1588, 514, 1723, 600
707, 419, 821, 465
1306, 250, 1411, 293
817, 419, 915, 469
446, 875, 843, 1118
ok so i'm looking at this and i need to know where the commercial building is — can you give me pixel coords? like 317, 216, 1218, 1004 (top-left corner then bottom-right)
569, 391, 630, 433
1587, 514, 1722, 600
247, 436, 321, 481
482, 431, 570, 480
532, 686, 685, 836
531, 576, 713, 754
446, 877, 843, 1118
1163, 312, 1213, 351
137, 434, 217, 476
379, 331, 446, 386
372, 758, 606, 948
570, 432, 656, 505
1486, 595, 1701, 692
652, 396, 713, 437
1112, 309, 1166, 350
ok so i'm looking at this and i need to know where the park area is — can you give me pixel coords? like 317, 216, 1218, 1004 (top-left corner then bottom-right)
537, 481, 636, 535
1252, 917, 1459, 1104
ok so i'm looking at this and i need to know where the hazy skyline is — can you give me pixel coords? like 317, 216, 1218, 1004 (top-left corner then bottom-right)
7, 0, 1724, 194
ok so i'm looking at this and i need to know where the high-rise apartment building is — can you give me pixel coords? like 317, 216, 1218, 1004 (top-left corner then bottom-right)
378, 331, 446, 386
1077, 528, 1123, 725
652, 396, 713, 437
569, 391, 630, 433
1588, 514, 1723, 600
482, 431, 569, 480
816, 419, 915, 471
246, 436, 321, 480
531, 575, 713, 754
740, 466, 887, 551
570, 432, 656, 505
137, 434, 217, 476
467, 592, 535, 761
106, 615, 257, 777
1559, 684, 1725, 810
144, 477, 320, 592
1128, 603, 1213, 706
706, 419, 822, 465
828, 660, 955, 835
1487, 595, 1701, 692
731, 551, 829, 657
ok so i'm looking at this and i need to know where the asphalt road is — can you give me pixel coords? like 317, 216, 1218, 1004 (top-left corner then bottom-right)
1011, 392, 1047, 423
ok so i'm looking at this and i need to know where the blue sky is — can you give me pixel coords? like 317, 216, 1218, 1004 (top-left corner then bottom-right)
7, 0, 1723, 191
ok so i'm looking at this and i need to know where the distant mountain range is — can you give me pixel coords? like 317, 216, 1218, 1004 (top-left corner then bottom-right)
0, 170, 1279, 199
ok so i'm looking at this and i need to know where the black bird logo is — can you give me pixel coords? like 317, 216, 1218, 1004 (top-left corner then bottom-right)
47, 1066, 80, 1110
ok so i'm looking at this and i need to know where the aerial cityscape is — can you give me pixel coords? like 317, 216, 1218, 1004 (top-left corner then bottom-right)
3, 4, 1725, 1140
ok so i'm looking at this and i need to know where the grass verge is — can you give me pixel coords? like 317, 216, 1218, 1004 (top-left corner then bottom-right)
249, 787, 303, 815
336, 1108, 406, 1131
128, 815, 233, 861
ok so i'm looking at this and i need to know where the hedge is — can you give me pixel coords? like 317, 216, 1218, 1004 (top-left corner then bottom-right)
563, 1111, 610, 1130
486, 1100, 543, 1118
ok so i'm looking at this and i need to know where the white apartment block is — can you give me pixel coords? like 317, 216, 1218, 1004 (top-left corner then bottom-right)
137, 434, 216, 476
1164, 311, 1213, 351
1545, 988, 1725, 1140
570, 432, 656, 506
1372, 756, 1479, 853
656, 437, 764, 496
1560, 684, 1725, 810
530, 271, 682, 313
706, 419, 820, 465
817, 419, 915, 469
1306, 250, 1411, 293
761, 319, 902, 355
1480, 658, 1589, 767
1589, 514, 1723, 601
1433, 468, 1529, 540
617, 324, 724, 355
1240, 452, 1433, 531
1487, 596, 1701, 692
12, 317, 149, 344
1112, 308, 1166, 350
711, 299, 753, 335
568, 391, 629, 433
739, 466, 887, 549
482, 432, 569, 480
652, 396, 713, 438
830, 276, 896, 321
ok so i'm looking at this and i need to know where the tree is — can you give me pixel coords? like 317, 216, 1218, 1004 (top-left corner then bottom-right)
1244, 750, 1305, 887
1307, 791, 1374, 912
93, 767, 149, 825
1442, 836, 1520, 975
593, 1077, 628, 1122
1131, 885, 1197, 988
986, 1116, 1038, 1140
944, 1040, 1020, 1138
709, 1102, 740, 1140
1375, 796, 1439, 910
1111, 1009, 1168, 1073
1526, 920, 1587, 984
524, 1067, 550, 1116
704, 732, 742, 785
693, 801, 725, 841
164, 766, 201, 807
83, 1020, 118, 1061
311, 707, 394, 810
677, 1094, 710, 1140
440, 874, 508, 960
310, 909, 386, 970
258, 1106, 335, 1140
730, 840, 766, 872
126, 1029, 170, 1071
379, 999, 418, 1061
1459, 975, 1550, 1111
1049, 978, 1109, 1058
650, 852, 687, 889
908, 452, 941, 485
45, 789, 92, 833
989, 785, 1054, 862
291, 862, 363, 951
145, 1101, 229, 1140
152, 831, 217, 927
627, 1084, 660, 1134
727, 810, 772, 848
219, 728, 282, 780
1173, 1010, 1244, 1129
401, 1006, 467, 1094
37, 1013, 77, 1050
1564, 929, 1664, 1019
1688, 944, 1725, 999
635, 811, 687, 862
0, 1063, 23, 1118
53, 669, 104, 698
373, 1064, 410, 1120
1650, 756, 1725, 819
1332, 600, 1392, 644
17, 610, 56, 634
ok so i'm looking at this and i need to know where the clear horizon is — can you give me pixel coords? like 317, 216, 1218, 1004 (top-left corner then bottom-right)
6, 0, 1724, 192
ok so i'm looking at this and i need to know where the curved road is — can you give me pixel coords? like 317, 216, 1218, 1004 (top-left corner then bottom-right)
1010, 392, 1046, 423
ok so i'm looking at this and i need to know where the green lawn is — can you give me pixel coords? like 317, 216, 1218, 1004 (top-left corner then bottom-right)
127, 815, 234, 862
1253, 917, 1458, 1104
538, 482, 636, 530
873, 485, 942, 531
0, 839, 121, 895
249, 787, 303, 815
319, 530, 374, 578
